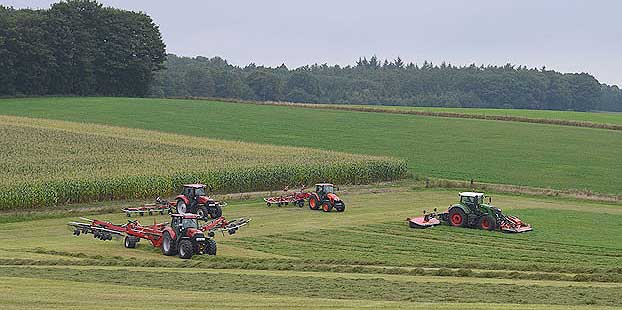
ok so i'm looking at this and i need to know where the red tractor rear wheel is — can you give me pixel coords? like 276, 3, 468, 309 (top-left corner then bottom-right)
161, 231, 177, 256
309, 196, 319, 210
448, 207, 467, 227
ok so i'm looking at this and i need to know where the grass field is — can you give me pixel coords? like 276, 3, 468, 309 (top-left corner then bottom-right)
307, 103, 622, 126
1, 187, 621, 309
1, 97, 621, 308
1, 97, 619, 194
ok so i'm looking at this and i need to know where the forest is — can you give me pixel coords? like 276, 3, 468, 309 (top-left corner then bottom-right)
0, 1, 166, 97
151, 54, 622, 111
1, 0, 621, 111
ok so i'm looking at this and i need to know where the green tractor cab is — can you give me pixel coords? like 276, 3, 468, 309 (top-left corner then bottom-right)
408, 192, 532, 233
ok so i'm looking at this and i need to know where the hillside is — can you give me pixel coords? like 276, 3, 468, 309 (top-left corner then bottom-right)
2, 97, 620, 195
0, 114, 404, 209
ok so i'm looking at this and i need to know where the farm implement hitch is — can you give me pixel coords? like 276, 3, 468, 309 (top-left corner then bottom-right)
68, 214, 250, 259
407, 192, 532, 233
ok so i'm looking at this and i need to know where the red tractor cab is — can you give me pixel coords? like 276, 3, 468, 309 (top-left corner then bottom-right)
175, 184, 223, 219
160, 213, 216, 259
308, 183, 346, 212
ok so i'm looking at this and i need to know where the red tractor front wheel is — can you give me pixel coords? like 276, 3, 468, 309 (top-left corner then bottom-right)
322, 201, 333, 212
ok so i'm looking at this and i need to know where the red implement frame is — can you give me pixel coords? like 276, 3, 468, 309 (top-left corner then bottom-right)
68, 216, 251, 248
264, 186, 311, 207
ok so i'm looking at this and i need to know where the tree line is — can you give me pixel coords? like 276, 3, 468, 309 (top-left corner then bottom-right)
2, 1, 621, 111
152, 54, 622, 112
0, 0, 166, 97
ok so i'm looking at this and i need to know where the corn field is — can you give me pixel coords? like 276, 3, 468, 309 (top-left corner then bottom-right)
0, 115, 407, 209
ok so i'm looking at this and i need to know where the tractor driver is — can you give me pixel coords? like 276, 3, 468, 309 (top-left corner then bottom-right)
464, 196, 476, 210
188, 188, 200, 211
316, 185, 324, 197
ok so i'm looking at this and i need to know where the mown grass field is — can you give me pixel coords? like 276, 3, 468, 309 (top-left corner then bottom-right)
1, 97, 620, 194
311, 103, 622, 125
1, 188, 621, 309
0, 114, 404, 209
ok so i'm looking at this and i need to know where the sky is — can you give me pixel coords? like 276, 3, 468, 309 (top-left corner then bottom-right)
4, 0, 622, 86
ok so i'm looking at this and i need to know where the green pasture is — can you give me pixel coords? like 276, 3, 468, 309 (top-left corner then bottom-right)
1, 97, 620, 194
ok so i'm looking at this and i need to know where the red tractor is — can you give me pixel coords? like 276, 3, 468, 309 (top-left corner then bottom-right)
174, 184, 226, 219
308, 183, 346, 212
68, 214, 251, 259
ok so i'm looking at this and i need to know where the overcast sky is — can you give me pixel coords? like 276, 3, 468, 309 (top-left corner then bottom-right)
5, 0, 622, 86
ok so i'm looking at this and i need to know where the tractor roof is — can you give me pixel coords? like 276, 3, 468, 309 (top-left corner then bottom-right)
315, 183, 334, 186
459, 192, 484, 197
183, 184, 206, 188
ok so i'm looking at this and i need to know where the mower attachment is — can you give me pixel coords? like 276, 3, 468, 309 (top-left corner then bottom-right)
499, 215, 532, 233
407, 214, 441, 229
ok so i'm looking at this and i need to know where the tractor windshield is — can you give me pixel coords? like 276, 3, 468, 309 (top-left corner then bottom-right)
461, 195, 483, 205
323, 185, 334, 193
194, 187, 207, 196
182, 218, 198, 229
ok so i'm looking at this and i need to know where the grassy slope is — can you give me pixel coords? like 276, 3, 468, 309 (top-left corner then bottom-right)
1, 189, 622, 308
1, 97, 620, 194
0, 114, 404, 209
0, 114, 397, 185
329, 104, 622, 125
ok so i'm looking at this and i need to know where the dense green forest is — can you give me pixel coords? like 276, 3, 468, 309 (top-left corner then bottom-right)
2, 1, 621, 111
152, 55, 622, 111
0, 0, 165, 97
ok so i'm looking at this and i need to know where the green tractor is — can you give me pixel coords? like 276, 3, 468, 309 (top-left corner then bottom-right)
408, 192, 532, 233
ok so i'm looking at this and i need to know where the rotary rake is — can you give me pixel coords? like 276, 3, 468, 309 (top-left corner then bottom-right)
68, 214, 251, 259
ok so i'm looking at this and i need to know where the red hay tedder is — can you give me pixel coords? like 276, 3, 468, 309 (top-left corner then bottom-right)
264, 185, 311, 207
263, 183, 346, 212
68, 214, 250, 259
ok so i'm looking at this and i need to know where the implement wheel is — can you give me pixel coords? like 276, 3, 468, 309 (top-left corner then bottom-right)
478, 215, 496, 231
309, 196, 319, 210
124, 236, 138, 248
448, 207, 467, 227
